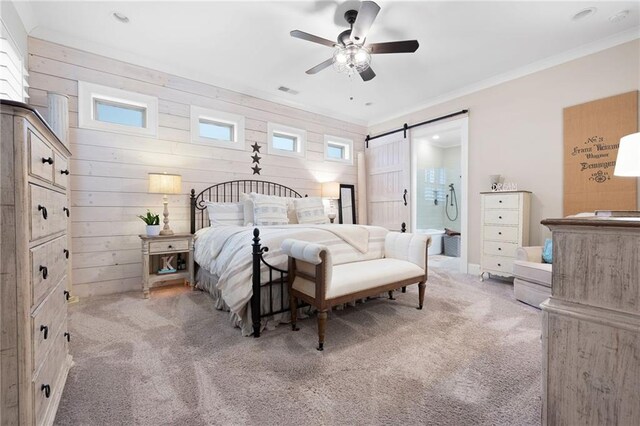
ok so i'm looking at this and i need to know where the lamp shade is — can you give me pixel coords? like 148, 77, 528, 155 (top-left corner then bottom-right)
614, 132, 640, 177
321, 181, 340, 199
148, 173, 182, 194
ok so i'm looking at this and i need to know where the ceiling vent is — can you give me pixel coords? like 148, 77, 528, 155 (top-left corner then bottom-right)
609, 10, 630, 23
277, 86, 299, 95
572, 7, 597, 21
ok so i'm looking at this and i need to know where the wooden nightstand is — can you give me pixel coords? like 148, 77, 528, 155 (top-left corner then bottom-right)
140, 233, 195, 298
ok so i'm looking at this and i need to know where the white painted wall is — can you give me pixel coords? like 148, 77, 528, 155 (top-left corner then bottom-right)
0, 0, 28, 60
27, 38, 366, 297
370, 40, 640, 266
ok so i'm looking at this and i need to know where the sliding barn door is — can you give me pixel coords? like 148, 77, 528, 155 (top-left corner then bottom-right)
366, 132, 411, 231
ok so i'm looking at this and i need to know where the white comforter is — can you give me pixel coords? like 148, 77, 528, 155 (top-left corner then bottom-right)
194, 224, 388, 315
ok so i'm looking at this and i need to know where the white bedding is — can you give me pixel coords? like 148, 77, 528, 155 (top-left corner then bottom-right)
194, 224, 388, 320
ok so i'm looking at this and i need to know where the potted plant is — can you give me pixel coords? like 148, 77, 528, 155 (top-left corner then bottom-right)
138, 210, 161, 236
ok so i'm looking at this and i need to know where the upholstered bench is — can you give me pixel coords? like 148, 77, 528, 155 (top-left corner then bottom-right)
281, 232, 431, 350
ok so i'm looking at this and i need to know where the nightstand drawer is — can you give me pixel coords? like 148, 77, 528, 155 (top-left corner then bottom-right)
149, 240, 189, 253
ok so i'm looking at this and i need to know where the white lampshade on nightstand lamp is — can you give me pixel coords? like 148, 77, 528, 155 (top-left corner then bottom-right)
614, 132, 640, 177
322, 181, 340, 223
148, 173, 182, 235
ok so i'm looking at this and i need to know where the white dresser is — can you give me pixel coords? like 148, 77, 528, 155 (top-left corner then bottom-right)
1, 101, 73, 425
480, 191, 531, 280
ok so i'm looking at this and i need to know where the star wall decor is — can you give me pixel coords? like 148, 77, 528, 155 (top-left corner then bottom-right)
251, 153, 261, 163
252, 164, 262, 175
251, 143, 261, 153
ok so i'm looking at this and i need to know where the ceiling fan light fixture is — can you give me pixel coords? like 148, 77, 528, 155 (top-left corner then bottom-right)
333, 45, 371, 75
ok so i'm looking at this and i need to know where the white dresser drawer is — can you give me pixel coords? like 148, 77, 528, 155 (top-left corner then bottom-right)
482, 255, 514, 275
483, 241, 519, 258
31, 236, 68, 309
484, 210, 519, 226
28, 130, 55, 183
29, 184, 68, 242
150, 240, 189, 254
483, 226, 519, 242
53, 153, 69, 189
483, 193, 520, 210
32, 278, 67, 374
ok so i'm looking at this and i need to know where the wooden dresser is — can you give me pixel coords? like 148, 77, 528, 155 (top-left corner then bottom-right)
1, 100, 73, 425
541, 216, 639, 425
480, 191, 531, 280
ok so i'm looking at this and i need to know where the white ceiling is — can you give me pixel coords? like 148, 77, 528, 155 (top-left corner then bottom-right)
19, 1, 640, 126
415, 127, 461, 148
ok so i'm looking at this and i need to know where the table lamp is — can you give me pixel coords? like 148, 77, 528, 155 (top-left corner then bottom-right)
322, 181, 340, 223
148, 173, 182, 235
614, 132, 640, 177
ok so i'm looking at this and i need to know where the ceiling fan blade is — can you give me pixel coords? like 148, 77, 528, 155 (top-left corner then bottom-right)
369, 40, 419, 54
350, 1, 381, 43
290, 30, 336, 48
306, 58, 334, 75
359, 66, 376, 82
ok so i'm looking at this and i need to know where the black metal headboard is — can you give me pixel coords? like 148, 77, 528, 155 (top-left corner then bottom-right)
190, 179, 303, 233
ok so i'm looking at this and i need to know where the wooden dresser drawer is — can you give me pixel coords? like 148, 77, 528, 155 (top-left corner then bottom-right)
482, 255, 514, 274
483, 210, 519, 226
29, 184, 68, 242
483, 241, 518, 258
33, 325, 68, 426
53, 153, 69, 189
31, 236, 68, 308
483, 226, 519, 242
29, 130, 55, 183
483, 193, 520, 210
150, 240, 189, 254
32, 278, 67, 373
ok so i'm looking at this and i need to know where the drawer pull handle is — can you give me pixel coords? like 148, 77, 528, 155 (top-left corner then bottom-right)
64, 332, 71, 342
39, 265, 48, 279
498, 247, 502, 251
63, 207, 70, 217
41, 384, 51, 398
38, 205, 48, 220
40, 325, 49, 339
498, 216, 503, 219
41, 157, 53, 165
64, 249, 69, 259
499, 200, 502, 203
60, 169, 70, 175
64, 290, 70, 301
498, 232, 502, 235
168, 245, 173, 249
497, 263, 502, 267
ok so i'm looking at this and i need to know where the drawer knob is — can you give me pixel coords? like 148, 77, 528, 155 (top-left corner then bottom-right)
41, 384, 51, 398
498, 216, 503, 219
64, 332, 71, 342
41, 157, 53, 165
498, 247, 502, 251
40, 325, 49, 340
64, 290, 70, 301
499, 200, 502, 203
60, 169, 70, 175
498, 232, 502, 235
63, 207, 70, 217
38, 205, 48, 220
39, 265, 48, 279
168, 245, 173, 249
64, 249, 70, 259
498, 263, 502, 267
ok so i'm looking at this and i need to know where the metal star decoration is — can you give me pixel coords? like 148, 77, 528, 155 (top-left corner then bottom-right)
251, 153, 261, 163
251, 143, 261, 153
251, 164, 262, 175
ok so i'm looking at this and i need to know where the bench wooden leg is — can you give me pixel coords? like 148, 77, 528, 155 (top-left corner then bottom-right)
402, 286, 407, 293
290, 293, 299, 331
317, 310, 328, 351
388, 290, 396, 300
417, 282, 426, 310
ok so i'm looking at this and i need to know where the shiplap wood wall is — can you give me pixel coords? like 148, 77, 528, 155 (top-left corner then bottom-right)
27, 37, 366, 297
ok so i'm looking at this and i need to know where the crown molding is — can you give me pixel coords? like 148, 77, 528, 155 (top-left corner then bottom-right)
368, 26, 640, 129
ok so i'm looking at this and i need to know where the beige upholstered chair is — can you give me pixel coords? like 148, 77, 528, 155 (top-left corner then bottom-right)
513, 246, 552, 308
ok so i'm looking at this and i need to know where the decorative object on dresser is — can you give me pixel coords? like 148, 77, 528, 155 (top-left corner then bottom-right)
321, 181, 340, 223
479, 191, 531, 281
338, 183, 357, 224
148, 172, 182, 235
1, 100, 73, 426
138, 210, 161, 236
140, 233, 195, 298
540, 216, 640, 424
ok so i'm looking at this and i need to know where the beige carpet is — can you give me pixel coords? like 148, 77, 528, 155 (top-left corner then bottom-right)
55, 269, 542, 425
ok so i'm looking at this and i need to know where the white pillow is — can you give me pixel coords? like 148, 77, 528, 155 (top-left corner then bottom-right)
240, 193, 254, 226
205, 202, 244, 226
294, 197, 329, 224
252, 193, 289, 226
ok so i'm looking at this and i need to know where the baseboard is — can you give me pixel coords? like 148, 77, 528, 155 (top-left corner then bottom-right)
467, 263, 480, 276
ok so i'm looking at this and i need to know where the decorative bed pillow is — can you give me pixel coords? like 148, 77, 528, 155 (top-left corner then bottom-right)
205, 202, 244, 226
294, 197, 329, 224
252, 193, 289, 226
542, 238, 553, 264
241, 193, 254, 226
283, 197, 299, 224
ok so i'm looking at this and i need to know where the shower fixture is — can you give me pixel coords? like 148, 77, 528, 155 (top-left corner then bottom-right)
446, 183, 459, 221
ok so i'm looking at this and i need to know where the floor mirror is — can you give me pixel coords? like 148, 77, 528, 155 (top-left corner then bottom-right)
338, 184, 356, 224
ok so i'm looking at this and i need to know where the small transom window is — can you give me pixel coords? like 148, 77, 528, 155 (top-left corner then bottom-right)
268, 123, 306, 158
94, 99, 146, 128
272, 132, 297, 152
199, 119, 234, 142
191, 106, 244, 150
324, 135, 353, 164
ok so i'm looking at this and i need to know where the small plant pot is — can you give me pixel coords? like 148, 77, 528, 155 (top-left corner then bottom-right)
146, 225, 161, 236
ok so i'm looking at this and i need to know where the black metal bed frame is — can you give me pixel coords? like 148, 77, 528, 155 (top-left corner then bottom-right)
190, 179, 305, 337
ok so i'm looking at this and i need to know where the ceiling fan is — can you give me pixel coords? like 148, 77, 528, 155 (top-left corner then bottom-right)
290, 1, 419, 82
